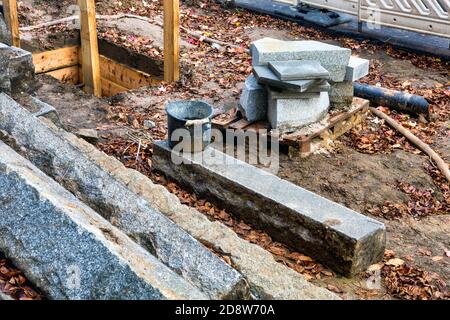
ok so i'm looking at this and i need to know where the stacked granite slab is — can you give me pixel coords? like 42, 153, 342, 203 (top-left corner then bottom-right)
329, 56, 370, 111
239, 38, 370, 132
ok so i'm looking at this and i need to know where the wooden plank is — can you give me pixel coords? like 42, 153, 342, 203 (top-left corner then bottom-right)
79, 0, 101, 97
99, 55, 158, 89
212, 108, 240, 128
228, 119, 252, 130
245, 121, 271, 133
101, 78, 128, 97
3, 0, 20, 47
32, 46, 79, 74
46, 66, 79, 85
163, 0, 180, 82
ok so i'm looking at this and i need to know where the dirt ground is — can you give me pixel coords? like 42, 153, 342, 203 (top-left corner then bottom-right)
13, 0, 450, 300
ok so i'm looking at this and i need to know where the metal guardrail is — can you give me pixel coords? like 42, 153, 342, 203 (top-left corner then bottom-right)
275, 0, 450, 38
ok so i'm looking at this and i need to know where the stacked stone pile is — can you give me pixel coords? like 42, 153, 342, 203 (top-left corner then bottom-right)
239, 38, 369, 133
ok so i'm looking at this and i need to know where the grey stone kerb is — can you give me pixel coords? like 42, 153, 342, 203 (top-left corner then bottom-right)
153, 141, 386, 276
0, 141, 207, 300
0, 93, 248, 300
40, 118, 340, 300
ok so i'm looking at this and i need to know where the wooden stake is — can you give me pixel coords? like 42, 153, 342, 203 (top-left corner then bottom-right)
163, 0, 180, 82
3, 0, 21, 47
78, 0, 101, 97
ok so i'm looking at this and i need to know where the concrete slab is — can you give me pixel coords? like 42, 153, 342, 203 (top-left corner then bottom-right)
251, 38, 351, 81
153, 141, 386, 276
268, 60, 330, 80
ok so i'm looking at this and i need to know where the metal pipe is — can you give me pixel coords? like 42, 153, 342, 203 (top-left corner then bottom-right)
353, 83, 429, 115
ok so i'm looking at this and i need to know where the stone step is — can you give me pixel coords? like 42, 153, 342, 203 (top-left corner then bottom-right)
152, 141, 386, 276
0, 93, 248, 300
0, 141, 207, 300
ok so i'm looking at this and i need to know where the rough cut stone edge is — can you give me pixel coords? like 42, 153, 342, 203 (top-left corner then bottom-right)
345, 56, 370, 82
0, 93, 247, 301
35, 113, 340, 300
152, 141, 386, 277
0, 141, 206, 300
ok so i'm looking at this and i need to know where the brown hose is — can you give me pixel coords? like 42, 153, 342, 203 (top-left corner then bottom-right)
370, 107, 450, 183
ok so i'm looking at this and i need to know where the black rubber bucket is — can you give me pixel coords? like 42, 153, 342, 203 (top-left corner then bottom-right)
166, 100, 214, 152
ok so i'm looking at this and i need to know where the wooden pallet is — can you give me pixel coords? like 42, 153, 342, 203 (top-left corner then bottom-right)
212, 97, 370, 157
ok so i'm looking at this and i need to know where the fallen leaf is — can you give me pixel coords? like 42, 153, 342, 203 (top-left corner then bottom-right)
386, 258, 405, 267
367, 263, 384, 272
327, 284, 343, 294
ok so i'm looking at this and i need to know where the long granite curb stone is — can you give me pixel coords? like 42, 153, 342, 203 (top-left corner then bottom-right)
152, 141, 386, 276
35, 113, 340, 300
0, 93, 248, 300
0, 141, 207, 300
0, 44, 10, 94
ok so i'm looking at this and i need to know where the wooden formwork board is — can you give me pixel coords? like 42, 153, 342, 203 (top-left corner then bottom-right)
212, 97, 370, 157
32, 46, 161, 96
32, 46, 79, 74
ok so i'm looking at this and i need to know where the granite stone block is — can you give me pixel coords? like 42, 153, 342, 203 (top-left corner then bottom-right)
268, 60, 330, 80
251, 38, 351, 81
0, 141, 207, 300
253, 65, 322, 92
330, 81, 354, 110
345, 56, 370, 82
239, 74, 268, 122
152, 141, 386, 276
